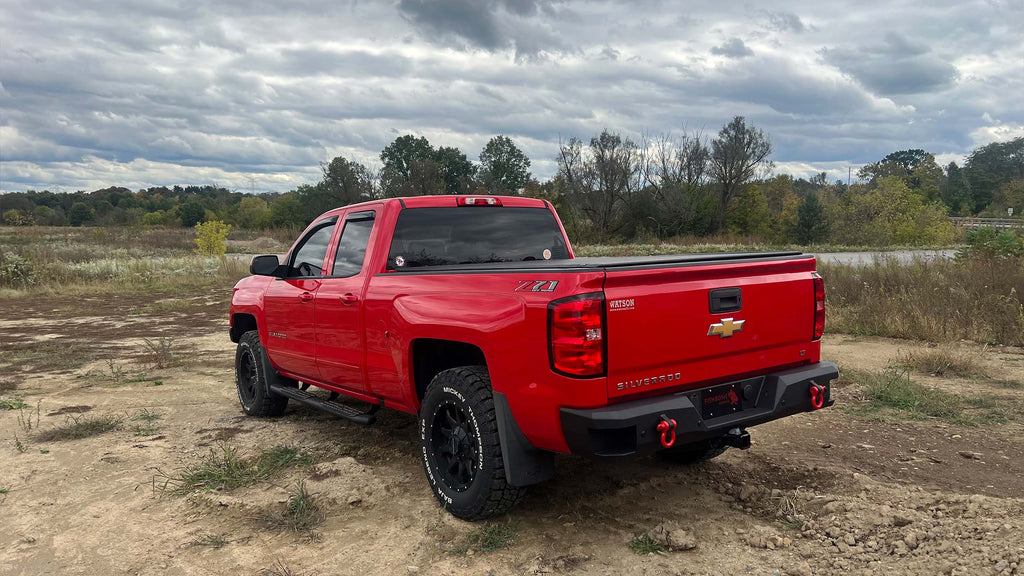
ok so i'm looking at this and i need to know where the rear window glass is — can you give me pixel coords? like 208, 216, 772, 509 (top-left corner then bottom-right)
387, 207, 570, 269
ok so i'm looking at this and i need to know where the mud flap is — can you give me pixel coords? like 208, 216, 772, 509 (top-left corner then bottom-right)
493, 391, 554, 487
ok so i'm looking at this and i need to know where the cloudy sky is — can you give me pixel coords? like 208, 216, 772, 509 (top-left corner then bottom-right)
1, 0, 1022, 193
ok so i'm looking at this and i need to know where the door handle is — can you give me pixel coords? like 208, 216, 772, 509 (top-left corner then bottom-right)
298, 292, 314, 303
339, 293, 359, 305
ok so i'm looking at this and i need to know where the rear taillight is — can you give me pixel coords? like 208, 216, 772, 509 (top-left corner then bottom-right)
812, 272, 825, 340
548, 293, 605, 377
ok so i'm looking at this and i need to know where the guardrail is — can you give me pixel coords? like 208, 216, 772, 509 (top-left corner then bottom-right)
949, 217, 1024, 231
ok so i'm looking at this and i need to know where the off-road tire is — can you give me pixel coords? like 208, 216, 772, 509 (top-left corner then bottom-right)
658, 440, 727, 465
419, 366, 525, 520
235, 330, 289, 417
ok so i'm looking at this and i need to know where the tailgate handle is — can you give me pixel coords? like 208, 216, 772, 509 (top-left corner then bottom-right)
709, 287, 742, 314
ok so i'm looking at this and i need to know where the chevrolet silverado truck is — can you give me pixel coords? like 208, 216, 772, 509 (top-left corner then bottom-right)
229, 194, 837, 520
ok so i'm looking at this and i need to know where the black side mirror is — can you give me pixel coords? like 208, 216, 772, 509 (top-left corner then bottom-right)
250, 255, 283, 277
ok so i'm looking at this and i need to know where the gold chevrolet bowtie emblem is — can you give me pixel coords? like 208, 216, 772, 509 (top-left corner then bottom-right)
708, 317, 745, 338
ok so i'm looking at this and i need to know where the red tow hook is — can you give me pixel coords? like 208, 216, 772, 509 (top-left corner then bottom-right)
809, 383, 826, 410
657, 415, 677, 448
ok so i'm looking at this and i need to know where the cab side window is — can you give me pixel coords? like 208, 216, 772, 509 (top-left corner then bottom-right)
331, 212, 375, 277
290, 222, 336, 277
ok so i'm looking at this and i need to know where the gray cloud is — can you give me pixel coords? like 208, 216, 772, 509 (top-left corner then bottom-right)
711, 38, 754, 59
0, 0, 1021, 193
766, 11, 806, 33
822, 32, 959, 95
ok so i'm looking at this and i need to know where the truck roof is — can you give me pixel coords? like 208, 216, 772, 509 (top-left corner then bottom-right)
326, 195, 549, 215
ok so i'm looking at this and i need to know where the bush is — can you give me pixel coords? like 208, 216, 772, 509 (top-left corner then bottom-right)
194, 220, 232, 255
959, 227, 1023, 260
827, 177, 958, 246
3, 209, 33, 226
68, 202, 94, 227
0, 252, 37, 287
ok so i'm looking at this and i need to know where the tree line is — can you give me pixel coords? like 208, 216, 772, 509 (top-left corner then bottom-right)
2, 121, 1021, 247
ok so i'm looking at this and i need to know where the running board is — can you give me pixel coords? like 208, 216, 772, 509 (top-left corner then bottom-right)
270, 384, 378, 425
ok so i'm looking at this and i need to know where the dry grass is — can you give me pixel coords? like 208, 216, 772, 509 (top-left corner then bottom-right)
0, 226, 249, 297
821, 256, 1024, 346
895, 347, 988, 378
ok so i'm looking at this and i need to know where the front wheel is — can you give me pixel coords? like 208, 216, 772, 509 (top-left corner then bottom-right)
235, 330, 289, 417
419, 366, 525, 520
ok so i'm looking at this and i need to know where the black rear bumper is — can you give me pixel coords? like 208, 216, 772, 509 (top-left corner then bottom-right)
560, 362, 838, 457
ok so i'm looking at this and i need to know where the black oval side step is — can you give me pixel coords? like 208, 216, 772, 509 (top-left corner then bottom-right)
269, 384, 378, 425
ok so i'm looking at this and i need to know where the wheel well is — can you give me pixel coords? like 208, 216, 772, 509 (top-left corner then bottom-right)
412, 339, 487, 402
230, 313, 258, 342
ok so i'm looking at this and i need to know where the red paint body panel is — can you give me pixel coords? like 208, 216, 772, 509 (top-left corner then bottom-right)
229, 195, 825, 456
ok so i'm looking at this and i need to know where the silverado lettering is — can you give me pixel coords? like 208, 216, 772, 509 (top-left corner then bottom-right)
228, 194, 837, 521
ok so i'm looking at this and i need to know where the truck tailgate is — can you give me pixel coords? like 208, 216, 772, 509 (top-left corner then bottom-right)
603, 255, 818, 399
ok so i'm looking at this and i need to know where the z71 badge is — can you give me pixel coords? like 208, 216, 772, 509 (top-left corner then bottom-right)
514, 280, 558, 292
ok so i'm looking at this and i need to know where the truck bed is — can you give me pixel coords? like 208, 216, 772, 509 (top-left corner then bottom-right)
383, 251, 805, 273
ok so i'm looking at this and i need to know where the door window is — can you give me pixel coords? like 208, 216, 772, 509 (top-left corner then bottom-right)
331, 211, 375, 277
289, 221, 336, 277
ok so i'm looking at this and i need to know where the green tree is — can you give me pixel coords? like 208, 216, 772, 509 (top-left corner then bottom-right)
479, 135, 531, 193
942, 162, 973, 215
794, 193, 829, 244
981, 179, 1024, 218
726, 185, 770, 237
269, 192, 305, 228
179, 199, 207, 228
964, 137, 1024, 212
380, 135, 441, 197
710, 116, 773, 230
433, 146, 476, 195
234, 196, 272, 229
68, 202, 94, 227
828, 176, 957, 245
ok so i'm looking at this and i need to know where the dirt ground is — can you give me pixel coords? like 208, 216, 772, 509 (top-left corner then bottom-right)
1, 294, 1022, 576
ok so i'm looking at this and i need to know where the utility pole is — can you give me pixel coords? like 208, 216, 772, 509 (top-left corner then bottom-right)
848, 166, 851, 187
250, 177, 255, 195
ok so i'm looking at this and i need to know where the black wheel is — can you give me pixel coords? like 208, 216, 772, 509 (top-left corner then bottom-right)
658, 440, 727, 465
419, 366, 525, 520
235, 330, 289, 417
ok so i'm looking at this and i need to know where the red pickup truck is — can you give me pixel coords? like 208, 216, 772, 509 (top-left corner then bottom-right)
229, 194, 836, 519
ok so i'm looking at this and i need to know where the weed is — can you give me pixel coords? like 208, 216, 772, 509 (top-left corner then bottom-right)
156, 445, 312, 494
1, 399, 29, 410
39, 449, 49, 454
14, 434, 25, 453
142, 338, 180, 369
152, 380, 164, 386
130, 409, 162, 436
629, 533, 666, 555
265, 481, 325, 533
453, 521, 517, 555
896, 348, 987, 378
35, 414, 123, 442
257, 559, 314, 576
189, 533, 229, 549
0, 487, 8, 494
17, 402, 41, 433
104, 359, 129, 385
